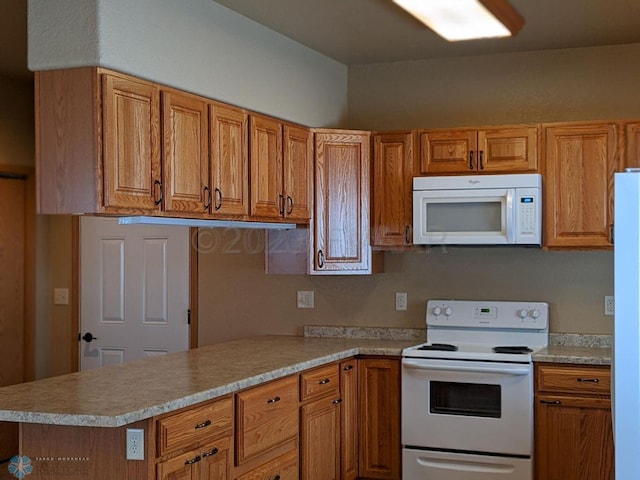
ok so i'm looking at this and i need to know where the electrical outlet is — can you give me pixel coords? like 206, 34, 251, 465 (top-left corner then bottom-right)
53, 288, 69, 305
126, 428, 144, 460
605, 296, 614, 316
297, 291, 314, 309
395, 292, 408, 311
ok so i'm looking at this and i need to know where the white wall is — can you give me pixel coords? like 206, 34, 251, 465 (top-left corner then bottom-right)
28, 0, 348, 127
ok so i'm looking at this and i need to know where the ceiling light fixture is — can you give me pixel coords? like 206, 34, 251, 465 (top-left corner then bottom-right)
392, 0, 524, 42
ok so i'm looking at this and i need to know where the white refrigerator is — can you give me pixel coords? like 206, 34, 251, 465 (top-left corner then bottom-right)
614, 171, 640, 479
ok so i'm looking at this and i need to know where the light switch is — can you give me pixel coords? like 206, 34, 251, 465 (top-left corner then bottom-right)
297, 291, 314, 309
395, 292, 407, 311
53, 288, 69, 305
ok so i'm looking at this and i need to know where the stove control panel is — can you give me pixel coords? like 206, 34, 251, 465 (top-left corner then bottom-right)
427, 300, 549, 330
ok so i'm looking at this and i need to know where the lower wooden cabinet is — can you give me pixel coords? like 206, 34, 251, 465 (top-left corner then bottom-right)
300, 394, 341, 480
358, 358, 401, 480
235, 449, 299, 480
157, 437, 231, 480
534, 363, 614, 480
340, 360, 359, 480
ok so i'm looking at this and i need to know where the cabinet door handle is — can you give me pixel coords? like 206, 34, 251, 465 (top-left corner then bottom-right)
343, 365, 353, 371
479, 150, 484, 170
577, 378, 600, 383
469, 151, 475, 170
279, 194, 285, 215
610, 224, 614, 244
332, 398, 342, 405
203, 185, 212, 210
202, 447, 219, 458
194, 419, 212, 429
267, 396, 281, 404
540, 400, 562, 405
273, 475, 281, 480
154, 179, 163, 206
319, 378, 331, 385
405, 225, 411, 244
318, 250, 325, 269
184, 455, 201, 465
214, 187, 222, 210
286, 195, 294, 215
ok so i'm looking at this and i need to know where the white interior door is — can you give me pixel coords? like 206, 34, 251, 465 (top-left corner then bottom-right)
80, 217, 190, 370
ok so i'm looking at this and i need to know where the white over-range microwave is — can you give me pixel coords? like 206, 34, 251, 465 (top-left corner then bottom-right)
412, 173, 542, 245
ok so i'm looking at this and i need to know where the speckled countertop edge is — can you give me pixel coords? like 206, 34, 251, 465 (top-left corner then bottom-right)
0, 336, 416, 428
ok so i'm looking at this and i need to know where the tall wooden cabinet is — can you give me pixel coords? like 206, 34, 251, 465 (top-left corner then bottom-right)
371, 131, 416, 248
339, 360, 359, 480
543, 123, 620, 248
535, 363, 614, 480
419, 125, 538, 175
313, 130, 373, 274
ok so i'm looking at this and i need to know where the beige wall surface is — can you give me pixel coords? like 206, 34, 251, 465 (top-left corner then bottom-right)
0, 76, 34, 167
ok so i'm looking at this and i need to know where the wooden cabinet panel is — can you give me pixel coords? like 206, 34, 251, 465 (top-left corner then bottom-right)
235, 449, 299, 480
313, 130, 372, 273
300, 395, 341, 480
478, 126, 538, 173
339, 360, 358, 480
283, 124, 313, 221
250, 115, 283, 219
300, 363, 340, 401
625, 122, 640, 168
358, 358, 400, 480
420, 129, 477, 174
372, 131, 416, 247
210, 102, 249, 216
535, 364, 614, 480
543, 123, 619, 248
157, 396, 233, 457
200, 437, 231, 480
157, 437, 231, 480
235, 375, 299, 465
103, 73, 161, 211
162, 90, 209, 214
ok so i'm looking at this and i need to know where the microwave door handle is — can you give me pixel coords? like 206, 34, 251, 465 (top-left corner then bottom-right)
402, 359, 530, 376
506, 189, 516, 243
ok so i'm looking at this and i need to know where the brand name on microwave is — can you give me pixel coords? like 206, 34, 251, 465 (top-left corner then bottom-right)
468, 179, 481, 184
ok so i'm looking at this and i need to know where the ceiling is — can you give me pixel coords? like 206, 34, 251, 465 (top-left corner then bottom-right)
2, 0, 640, 80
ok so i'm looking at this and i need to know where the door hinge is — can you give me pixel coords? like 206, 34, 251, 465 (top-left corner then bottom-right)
187, 309, 191, 325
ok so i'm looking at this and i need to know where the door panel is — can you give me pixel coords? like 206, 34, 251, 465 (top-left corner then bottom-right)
80, 217, 189, 370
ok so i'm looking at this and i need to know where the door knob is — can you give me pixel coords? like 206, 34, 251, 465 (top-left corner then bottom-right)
80, 332, 99, 343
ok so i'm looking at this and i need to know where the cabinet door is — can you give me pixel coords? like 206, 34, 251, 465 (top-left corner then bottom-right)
535, 396, 614, 480
200, 437, 231, 480
210, 103, 249, 216
626, 122, 640, 168
340, 360, 359, 480
300, 395, 341, 480
372, 131, 416, 247
314, 131, 371, 273
544, 123, 619, 248
250, 115, 283, 219
419, 129, 477, 174
162, 90, 209, 214
283, 124, 312, 222
477, 126, 538, 173
358, 358, 400, 480
102, 73, 161, 210
157, 449, 198, 480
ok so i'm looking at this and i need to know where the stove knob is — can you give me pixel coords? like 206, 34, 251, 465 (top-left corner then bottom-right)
433, 306, 442, 316
443, 306, 453, 317
530, 309, 541, 319
518, 309, 528, 319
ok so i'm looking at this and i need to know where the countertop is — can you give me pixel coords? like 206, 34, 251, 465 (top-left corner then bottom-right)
532, 345, 612, 365
0, 336, 415, 428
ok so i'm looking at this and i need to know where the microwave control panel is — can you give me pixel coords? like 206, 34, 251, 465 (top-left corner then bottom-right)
515, 187, 541, 243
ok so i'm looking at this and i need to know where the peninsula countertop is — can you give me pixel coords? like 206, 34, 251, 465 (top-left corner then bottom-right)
0, 336, 416, 428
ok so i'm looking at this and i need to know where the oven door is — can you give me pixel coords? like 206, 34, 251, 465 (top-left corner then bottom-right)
403, 448, 532, 480
401, 358, 533, 456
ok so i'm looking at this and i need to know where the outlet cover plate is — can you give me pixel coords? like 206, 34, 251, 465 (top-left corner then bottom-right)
297, 291, 314, 309
126, 428, 144, 460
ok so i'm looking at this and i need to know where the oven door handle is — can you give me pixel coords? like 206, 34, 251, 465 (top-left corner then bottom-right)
402, 359, 530, 376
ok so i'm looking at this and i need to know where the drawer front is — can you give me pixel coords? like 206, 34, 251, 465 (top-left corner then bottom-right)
236, 375, 299, 464
157, 396, 233, 456
536, 364, 611, 395
235, 449, 299, 480
300, 363, 340, 401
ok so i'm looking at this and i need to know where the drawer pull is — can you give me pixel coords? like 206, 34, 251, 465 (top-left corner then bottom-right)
194, 419, 212, 429
273, 475, 281, 480
540, 400, 562, 405
319, 378, 331, 385
332, 398, 342, 405
343, 365, 353, 371
267, 396, 281, 404
184, 455, 201, 465
202, 447, 219, 458
577, 378, 600, 383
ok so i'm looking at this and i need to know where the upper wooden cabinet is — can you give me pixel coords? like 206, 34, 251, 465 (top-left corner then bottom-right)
372, 131, 417, 248
626, 122, 640, 168
162, 90, 209, 215
543, 122, 620, 249
250, 114, 312, 222
419, 125, 538, 175
313, 130, 373, 274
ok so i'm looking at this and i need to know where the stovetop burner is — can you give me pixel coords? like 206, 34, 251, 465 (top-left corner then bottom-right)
492, 346, 534, 354
417, 343, 458, 352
